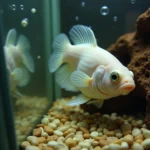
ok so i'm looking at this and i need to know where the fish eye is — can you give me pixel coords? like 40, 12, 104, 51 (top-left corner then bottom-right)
110, 71, 120, 83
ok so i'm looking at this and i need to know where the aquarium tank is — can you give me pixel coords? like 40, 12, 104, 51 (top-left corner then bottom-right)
0, 0, 150, 150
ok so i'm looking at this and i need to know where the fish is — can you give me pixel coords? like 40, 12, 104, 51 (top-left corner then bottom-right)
4, 29, 35, 97
49, 25, 135, 108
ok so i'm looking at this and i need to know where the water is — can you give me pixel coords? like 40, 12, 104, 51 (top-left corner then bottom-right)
0, 0, 150, 148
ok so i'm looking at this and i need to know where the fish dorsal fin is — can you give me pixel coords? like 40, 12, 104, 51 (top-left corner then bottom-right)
69, 25, 97, 46
5, 29, 17, 46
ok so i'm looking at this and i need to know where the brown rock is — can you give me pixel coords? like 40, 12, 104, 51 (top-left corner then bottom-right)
37, 137, 46, 143
80, 127, 89, 134
33, 128, 41, 137
47, 135, 58, 141
44, 126, 53, 135
99, 140, 109, 147
83, 133, 90, 139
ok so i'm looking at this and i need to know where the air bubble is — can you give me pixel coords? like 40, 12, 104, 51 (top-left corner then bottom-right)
81, 2, 85, 7
20, 4, 24, 10
75, 16, 79, 21
0, 10, 4, 15
31, 8, 36, 14
100, 6, 109, 16
113, 16, 118, 22
10, 4, 16, 11
37, 56, 41, 59
131, 0, 136, 4
21, 18, 29, 27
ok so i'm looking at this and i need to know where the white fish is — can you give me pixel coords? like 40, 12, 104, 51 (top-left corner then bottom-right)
4, 29, 34, 96
49, 25, 135, 108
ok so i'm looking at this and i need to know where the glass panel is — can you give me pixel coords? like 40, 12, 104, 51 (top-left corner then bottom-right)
0, 0, 55, 146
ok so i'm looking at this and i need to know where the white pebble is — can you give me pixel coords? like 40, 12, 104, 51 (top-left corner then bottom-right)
25, 146, 40, 150
78, 141, 91, 148
41, 118, 49, 125
73, 136, 84, 142
109, 143, 121, 150
97, 127, 103, 132
81, 148, 88, 150
132, 128, 141, 136
111, 112, 117, 116
48, 122, 57, 129
53, 119, 61, 125
132, 143, 144, 150
54, 130, 63, 136
47, 141, 58, 147
102, 145, 109, 150
58, 125, 69, 132
143, 129, 150, 139
142, 139, 150, 149
27, 136, 37, 142
116, 133, 123, 138
90, 131, 99, 138
90, 126, 97, 132
98, 132, 103, 136
121, 142, 129, 150
103, 128, 109, 134
91, 140, 99, 146
77, 122, 89, 128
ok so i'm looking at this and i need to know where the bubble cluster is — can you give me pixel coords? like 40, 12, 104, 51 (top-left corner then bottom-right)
100, 6, 109, 16
10, 4, 16, 11
20, 4, 24, 10
113, 16, 118, 22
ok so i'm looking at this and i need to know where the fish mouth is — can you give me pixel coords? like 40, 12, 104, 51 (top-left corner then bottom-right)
119, 83, 135, 93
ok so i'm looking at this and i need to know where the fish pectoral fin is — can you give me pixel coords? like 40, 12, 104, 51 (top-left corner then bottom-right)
67, 94, 90, 106
87, 99, 104, 108
70, 71, 92, 87
11, 68, 23, 81
14, 66, 30, 87
56, 64, 79, 92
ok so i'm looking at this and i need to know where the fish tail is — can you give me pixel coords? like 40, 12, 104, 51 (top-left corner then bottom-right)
16, 35, 35, 73
49, 34, 70, 73
5, 29, 17, 46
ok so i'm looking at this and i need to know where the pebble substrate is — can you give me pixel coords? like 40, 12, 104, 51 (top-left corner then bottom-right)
14, 96, 49, 144
21, 98, 150, 150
